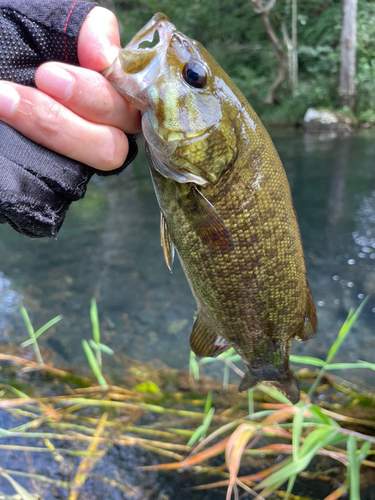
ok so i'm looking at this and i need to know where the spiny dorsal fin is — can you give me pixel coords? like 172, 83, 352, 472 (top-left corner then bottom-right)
160, 211, 175, 272
190, 313, 229, 358
179, 186, 235, 251
296, 286, 318, 342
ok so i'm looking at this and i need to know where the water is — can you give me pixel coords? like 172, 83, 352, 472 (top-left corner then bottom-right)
0, 129, 374, 384
1, 129, 375, 499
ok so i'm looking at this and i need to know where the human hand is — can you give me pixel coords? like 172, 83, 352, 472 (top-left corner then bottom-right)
0, 6, 141, 171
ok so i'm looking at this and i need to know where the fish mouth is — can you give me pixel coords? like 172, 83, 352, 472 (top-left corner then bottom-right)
125, 13, 177, 52
102, 13, 177, 112
102, 13, 196, 112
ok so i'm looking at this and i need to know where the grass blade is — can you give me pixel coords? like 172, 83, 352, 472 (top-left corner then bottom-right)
21, 315, 63, 347
292, 406, 305, 461
200, 348, 241, 364
285, 474, 296, 500
69, 412, 109, 500
308, 299, 369, 398
90, 299, 100, 344
348, 436, 360, 500
309, 406, 338, 427
97, 343, 114, 355
88, 339, 113, 354
258, 384, 293, 404
82, 340, 107, 388
189, 351, 200, 381
289, 355, 326, 367
187, 407, 215, 446
326, 297, 369, 364
223, 362, 229, 390
204, 391, 212, 414
90, 299, 102, 368
20, 306, 43, 365
20, 306, 34, 338
0, 467, 38, 500
34, 315, 63, 340
325, 362, 375, 371
248, 389, 254, 418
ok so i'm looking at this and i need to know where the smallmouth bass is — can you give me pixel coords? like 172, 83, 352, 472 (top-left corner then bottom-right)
104, 13, 317, 403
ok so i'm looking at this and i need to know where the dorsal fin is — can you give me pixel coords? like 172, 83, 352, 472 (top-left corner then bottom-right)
190, 313, 229, 358
296, 287, 318, 342
160, 211, 175, 272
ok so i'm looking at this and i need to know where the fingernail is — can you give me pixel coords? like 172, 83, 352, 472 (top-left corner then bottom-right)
0, 82, 20, 118
37, 64, 74, 100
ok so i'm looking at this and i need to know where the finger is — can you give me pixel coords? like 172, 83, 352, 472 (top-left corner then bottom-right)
35, 62, 141, 133
77, 6, 121, 72
0, 81, 129, 171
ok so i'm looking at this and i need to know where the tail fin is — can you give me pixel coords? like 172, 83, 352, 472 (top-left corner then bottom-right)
238, 366, 300, 404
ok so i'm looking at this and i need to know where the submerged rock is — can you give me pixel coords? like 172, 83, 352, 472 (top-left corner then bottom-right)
303, 108, 358, 132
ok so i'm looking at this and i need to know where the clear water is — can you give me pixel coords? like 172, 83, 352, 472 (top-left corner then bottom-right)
0, 129, 374, 386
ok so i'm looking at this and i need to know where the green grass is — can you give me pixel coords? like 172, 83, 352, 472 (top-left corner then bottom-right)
82, 299, 114, 387
1, 298, 373, 499
20, 305, 62, 365
183, 298, 373, 499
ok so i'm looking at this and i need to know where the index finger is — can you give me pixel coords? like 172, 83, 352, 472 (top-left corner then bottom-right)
35, 62, 141, 134
77, 6, 122, 72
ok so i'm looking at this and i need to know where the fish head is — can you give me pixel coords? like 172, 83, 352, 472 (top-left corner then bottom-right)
103, 13, 238, 185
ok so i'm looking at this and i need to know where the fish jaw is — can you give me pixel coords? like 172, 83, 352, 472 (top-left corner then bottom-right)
103, 13, 176, 113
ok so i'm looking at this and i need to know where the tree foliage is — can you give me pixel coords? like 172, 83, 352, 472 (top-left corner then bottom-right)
105, 0, 375, 126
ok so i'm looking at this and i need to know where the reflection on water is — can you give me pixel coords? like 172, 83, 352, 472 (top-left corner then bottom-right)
353, 191, 375, 257
0, 130, 374, 385
0, 272, 22, 342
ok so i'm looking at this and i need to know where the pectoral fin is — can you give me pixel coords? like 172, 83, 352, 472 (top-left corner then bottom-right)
190, 313, 229, 358
160, 211, 174, 272
180, 186, 235, 250
296, 288, 318, 342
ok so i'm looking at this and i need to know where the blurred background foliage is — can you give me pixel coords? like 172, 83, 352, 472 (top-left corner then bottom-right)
101, 0, 375, 127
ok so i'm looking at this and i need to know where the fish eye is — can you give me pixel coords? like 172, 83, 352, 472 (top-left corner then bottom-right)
181, 61, 208, 89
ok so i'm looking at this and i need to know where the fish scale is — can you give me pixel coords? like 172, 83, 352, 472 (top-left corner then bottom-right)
104, 12, 317, 403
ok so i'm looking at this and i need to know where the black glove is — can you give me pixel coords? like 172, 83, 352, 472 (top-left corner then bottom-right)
0, 0, 137, 238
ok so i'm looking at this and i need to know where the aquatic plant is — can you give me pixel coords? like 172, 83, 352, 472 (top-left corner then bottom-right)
20, 305, 62, 365
82, 299, 114, 388
0, 299, 374, 499
149, 298, 374, 499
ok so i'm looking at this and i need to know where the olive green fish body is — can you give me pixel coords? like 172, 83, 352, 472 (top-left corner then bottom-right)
104, 13, 317, 402
150, 109, 314, 401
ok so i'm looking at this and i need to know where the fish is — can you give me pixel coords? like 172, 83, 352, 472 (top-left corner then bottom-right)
103, 13, 317, 403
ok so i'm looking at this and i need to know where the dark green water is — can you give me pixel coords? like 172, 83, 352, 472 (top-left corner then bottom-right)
1, 129, 375, 499
0, 129, 375, 384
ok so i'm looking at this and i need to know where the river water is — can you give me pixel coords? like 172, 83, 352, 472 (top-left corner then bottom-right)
1, 129, 374, 383
1, 129, 375, 499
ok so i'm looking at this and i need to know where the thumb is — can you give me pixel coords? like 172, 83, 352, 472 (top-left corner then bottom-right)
77, 6, 121, 72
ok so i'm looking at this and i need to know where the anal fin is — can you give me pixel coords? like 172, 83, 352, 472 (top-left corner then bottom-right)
160, 211, 175, 272
296, 287, 318, 342
190, 313, 229, 358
